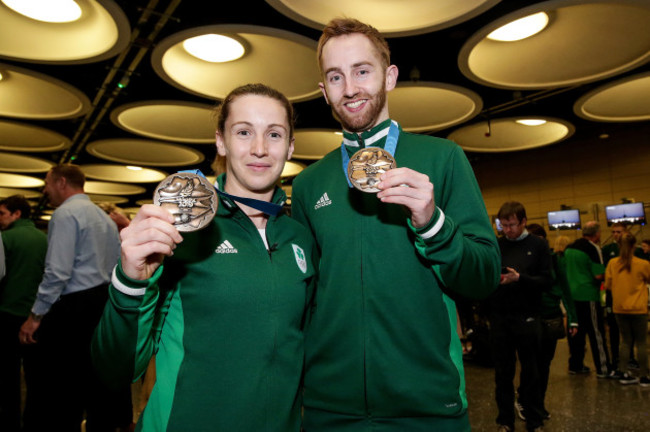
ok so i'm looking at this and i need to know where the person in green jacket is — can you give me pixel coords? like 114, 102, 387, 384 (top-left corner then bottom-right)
291, 17, 500, 432
92, 83, 317, 431
564, 221, 610, 377
0, 195, 48, 431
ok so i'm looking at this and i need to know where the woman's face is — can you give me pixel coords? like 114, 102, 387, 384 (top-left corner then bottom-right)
216, 94, 294, 197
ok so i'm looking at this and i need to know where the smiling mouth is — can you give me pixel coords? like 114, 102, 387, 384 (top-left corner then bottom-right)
345, 99, 366, 110
248, 163, 271, 170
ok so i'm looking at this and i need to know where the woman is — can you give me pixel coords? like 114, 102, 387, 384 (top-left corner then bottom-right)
604, 232, 650, 386
92, 84, 317, 430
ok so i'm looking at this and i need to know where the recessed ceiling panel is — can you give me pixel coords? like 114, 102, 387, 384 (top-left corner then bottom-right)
459, 0, 650, 89
80, 164, 168, 183
84, 181, 145, 196
0, 152, 54, 173
281, 160, 306, 178
574, 72, 650, 122
266, 0, 500, 37
151, 25, 321, 102
0, 0, 130, 64
111, 100, 216, 144
0, 186, 42, 199
0, 120, 72, 152
293, 129, 342, 160
0, 64, 91, 119
0, 172, 45, 188
86, 138, 205, 167
388, 82, 483, 132
447, 117, 574, 152
87, 194, 129, 204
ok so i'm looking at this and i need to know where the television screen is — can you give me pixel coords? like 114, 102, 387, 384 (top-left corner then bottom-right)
495, 217, 503, 232
605, 202, 646, 226
548, 209, 581, 230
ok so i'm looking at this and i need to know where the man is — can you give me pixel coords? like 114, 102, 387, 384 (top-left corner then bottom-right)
291, 18, 500, 431
602, 222, 626, 264
18, 165, 123, 431
486, 203, 551, 432
639, 239, 650, 261
0, 195, 48, 432
564, 221, 610, 377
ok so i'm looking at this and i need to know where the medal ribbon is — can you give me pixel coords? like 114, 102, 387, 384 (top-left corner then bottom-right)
340, 120, 399, 188
179, 169, 283, 216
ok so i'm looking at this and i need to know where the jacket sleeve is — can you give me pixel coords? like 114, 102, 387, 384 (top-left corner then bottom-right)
557, 256, 578, 326
409, 145, 501, 300
91, 262, 169, 388
604, 260, 614, 291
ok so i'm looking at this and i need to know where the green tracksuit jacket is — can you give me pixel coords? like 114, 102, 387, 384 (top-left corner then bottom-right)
0, 218, 48, 317
564, 238, 605, 302
291, 119, 500, 431
92, 177, 317, 431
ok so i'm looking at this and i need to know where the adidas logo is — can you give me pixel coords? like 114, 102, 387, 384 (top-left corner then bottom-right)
215, 240, 238, 254
314, 193, 332, 210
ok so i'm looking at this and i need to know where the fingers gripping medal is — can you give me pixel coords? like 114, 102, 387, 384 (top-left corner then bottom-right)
347, 147, 397, 193
153, 173, 217, 232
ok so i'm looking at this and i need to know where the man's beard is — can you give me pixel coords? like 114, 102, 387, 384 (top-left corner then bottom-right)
330, 87, 386, 133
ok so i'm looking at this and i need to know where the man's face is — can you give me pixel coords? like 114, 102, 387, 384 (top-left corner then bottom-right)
43, 170, 63, 207
611, 226, 625, 242
0, 204, 20, 230
319, 33, 396, 133
642, 242, 650, 254
501, 215, 526, 240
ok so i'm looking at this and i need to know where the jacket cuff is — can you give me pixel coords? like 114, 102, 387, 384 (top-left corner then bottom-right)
409, 207, 445, 240
112, 260, 163, 297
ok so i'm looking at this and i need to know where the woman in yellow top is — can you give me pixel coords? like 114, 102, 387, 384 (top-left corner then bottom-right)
604, 232, 650, 386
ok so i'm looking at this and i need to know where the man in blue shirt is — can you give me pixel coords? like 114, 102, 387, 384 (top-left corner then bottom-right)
18, 164, 125, 431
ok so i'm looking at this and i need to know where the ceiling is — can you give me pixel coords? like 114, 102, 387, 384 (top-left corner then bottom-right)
1, 0, 649, 218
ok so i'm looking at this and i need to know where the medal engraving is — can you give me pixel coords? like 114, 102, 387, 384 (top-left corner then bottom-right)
153, 173, 217, 232
347, 147, 396, 193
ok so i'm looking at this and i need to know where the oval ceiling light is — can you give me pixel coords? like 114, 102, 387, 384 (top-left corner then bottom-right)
80, 164, 168, 183
293, 129, 343, 160
574, 71, 650, 122
0, 64, 91, 119
281, 161, 306, 178
486, 12, 549, 42
516, 119, 547, 126
2, 0, 82, 23
388, 82, 482, 133
0, 120, 72, 152
265, 0, 500, 37
459, 0, 650, 89
448, 117, 574, 152
87, 194, 129, 204
0, 186, 43, 199
183, 34, 245, 63
84, 181, 145, 196
111, 101, 216, 144
0, 152, 54, 173
0, 172, 45, 188
151, 25, 321, 102
0, 0, 129, 64
86, 138, 205, 167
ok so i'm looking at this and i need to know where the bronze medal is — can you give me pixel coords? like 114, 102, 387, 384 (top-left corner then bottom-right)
346, 147, 397, 193
153, 173, 217, 232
